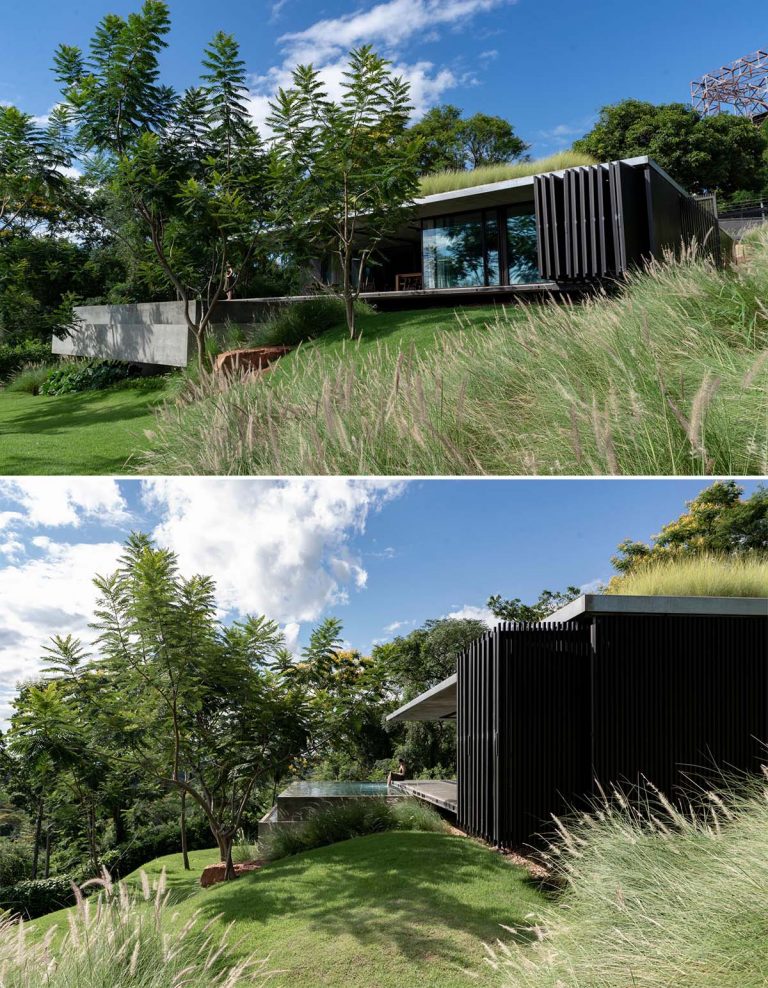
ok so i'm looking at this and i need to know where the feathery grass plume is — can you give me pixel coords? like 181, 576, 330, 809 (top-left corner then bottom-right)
0, 870, 272, 987
493, 774, 768, 988
142, 223, 768, 476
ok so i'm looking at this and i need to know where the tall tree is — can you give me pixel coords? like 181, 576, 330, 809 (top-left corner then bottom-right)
54, 2, 274, 364
409, 105, 528, 175
611, 481, 768, 573
52, 533, 317, 879
486, 587, 582, 622
0, 105, 72, 235
574, 99, 768, 196
269, 46, 420, 338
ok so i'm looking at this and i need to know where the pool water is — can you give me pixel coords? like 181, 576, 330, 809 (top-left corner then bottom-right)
279, 781, 391, 798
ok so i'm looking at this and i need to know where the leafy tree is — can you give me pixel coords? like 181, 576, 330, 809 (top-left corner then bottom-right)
0, 105, 72, 235
409, 104, 528, 175
486, 587, 582, 622
77, 533, 314, 878
269, 46, 420, 338
611, 481, 768, 573
54, 2, 274, 364
574, 99, 767, 196
372, 618, 487, 774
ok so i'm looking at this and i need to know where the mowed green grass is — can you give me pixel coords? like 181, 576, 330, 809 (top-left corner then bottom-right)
32, 833, 545, 988
0, 382, 168, 475
270, 303, 526, 378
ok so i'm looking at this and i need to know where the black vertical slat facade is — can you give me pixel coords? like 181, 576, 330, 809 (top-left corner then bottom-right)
533, 161, 725, 281
456, 612, 768, 850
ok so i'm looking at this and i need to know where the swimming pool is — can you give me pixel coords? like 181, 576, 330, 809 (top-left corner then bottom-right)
279, 781, 391, 798
259, 779, 402, 835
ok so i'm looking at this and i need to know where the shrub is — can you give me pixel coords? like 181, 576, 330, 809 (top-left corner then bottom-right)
0, 339, 52, 382
144, 226, 768, 476
262, 797, 448, 862
5, 361, 59, 394
1, 870, 271, 986
254, 296, 371, 348
0, 839, 32, 887
98, 817, 212, 880
493, 777, 768, 988
39, 360, 135, 396
606, 553, 768, 598
0, 876, 77, 919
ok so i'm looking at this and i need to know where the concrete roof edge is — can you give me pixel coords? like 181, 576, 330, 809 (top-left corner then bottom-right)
545, 594, 768, 623
386, 673, 457, 723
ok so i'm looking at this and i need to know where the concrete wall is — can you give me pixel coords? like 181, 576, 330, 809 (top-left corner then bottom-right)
54, 302, 198, 367
55, 299, 293, 367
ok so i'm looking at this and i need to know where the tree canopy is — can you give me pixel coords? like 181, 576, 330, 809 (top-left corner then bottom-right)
611, 481, 768, 573
409, 104, 529, 175
574, 99, 768, 196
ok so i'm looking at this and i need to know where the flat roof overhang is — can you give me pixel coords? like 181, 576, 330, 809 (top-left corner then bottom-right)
546, 594, 768, 623
411, 156, 689, 220
386, 674, 457, 723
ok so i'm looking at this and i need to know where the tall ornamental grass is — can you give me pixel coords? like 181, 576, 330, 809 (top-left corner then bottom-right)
606, 553, 768, 598
488, 776, 768, 988
143, 226, 768, 476
2, 869, 271, 987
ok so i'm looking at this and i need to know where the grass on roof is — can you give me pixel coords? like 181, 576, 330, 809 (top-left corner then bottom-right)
605, 554, 768, 598
418, 151, 597, 197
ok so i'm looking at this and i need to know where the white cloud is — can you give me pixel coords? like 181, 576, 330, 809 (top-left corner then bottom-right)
384, 618, 416, 633
247, 0, 514, 132
579, 578, 605, 594
0, 540, 123, 728
142, 478, 405, 627
0, 479, 130, 529
278, 0, 510, 64
444, 604, 494, 625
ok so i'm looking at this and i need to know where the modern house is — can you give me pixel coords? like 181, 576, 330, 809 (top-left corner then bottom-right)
387, 595, 768, 850
56, 156, 725, 366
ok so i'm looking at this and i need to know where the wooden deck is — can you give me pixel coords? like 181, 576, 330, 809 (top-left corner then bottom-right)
394, 779, 457, 814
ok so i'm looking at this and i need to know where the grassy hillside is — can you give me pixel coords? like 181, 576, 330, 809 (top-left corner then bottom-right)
0, 380, 168, 475
31, 833, 544, 988
145, 226, 768, 476
495, 779, 768, 988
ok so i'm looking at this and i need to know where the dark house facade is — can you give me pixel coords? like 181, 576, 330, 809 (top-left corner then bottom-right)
387, 595, 768, 849
344, 155, 727, 302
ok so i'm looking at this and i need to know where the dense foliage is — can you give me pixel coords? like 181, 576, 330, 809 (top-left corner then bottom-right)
409, 104, 529, 174
574, 99, 768, 196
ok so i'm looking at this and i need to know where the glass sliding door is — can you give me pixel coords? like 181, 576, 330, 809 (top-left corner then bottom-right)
422, 213, 485, 289
505, 205, 542, 284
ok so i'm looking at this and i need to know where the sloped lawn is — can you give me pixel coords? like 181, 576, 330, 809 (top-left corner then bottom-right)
32, 832, 545, 988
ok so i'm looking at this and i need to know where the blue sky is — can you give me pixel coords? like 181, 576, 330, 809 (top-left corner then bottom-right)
0, 477, 762, 727
1, 0, 762, 154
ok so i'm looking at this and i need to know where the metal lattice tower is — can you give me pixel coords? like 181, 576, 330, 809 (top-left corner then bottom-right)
691, 48, 768, 121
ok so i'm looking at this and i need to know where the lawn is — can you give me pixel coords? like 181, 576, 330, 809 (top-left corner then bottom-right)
0, 305, 511, 475
0, 380, 169, 475
270, 303, 518, 375
32, 832, 546, 988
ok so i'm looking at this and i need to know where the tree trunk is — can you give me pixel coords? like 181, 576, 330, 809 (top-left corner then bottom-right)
31, 798, 43, 880
342, 251, 356, 339
180, 790, 190, 871
215, 829, 236, 881
87, 800, 99, 874
196, 327, 205, 368
43, 830, 51, 879
113, 806, 127, 845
